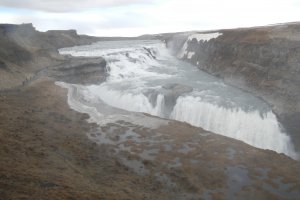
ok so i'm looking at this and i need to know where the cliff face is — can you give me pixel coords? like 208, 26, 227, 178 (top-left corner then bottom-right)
165, 22, 300, 149
0, 23, 103, 89
45, 29, 100, 49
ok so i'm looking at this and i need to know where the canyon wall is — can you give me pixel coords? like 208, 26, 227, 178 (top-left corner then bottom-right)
164, 22, 300, 150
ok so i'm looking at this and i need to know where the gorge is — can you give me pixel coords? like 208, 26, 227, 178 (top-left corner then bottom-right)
58, 39, 298, 159
0, 23, 300, 200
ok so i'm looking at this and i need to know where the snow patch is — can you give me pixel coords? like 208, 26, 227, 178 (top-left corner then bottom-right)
188, 32, 222, 42
177, 32, 222, 59
187, 52, 195, 59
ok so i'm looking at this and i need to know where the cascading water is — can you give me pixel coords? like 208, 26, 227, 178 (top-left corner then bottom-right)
171, 96, 292, 154
59, 40, 298, 159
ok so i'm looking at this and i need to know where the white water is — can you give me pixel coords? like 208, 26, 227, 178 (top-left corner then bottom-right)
171, 96, 292, 154
59, 40, 298, 159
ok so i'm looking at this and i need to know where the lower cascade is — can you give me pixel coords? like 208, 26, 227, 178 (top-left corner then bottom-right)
171, 96, 295, 157
59, 40, 298, 159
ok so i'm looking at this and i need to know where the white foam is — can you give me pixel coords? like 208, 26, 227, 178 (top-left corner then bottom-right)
55, 82, 103, 124
61, 41, 172, 84
86, 84, 165, 117
56, 82, 168, 128
177, 41, 188, 59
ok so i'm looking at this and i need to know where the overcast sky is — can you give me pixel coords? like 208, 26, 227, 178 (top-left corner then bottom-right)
0, 0, 299, 36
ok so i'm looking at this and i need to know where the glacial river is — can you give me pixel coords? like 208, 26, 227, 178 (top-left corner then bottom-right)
59, 39, 297, 159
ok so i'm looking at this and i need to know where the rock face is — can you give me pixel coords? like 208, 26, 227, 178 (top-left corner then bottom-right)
0, 23, 104, 89
48, 56, 107, 85
144, 83, 193, 117
165, 22, 300, 151
45, 29, 99, 49
162, 83, 193, 116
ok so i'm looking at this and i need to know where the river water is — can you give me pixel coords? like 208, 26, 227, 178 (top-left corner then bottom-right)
59, 40, 297, 159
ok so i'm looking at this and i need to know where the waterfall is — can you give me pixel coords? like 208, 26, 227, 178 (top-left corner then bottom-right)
86, 85, 165, 117
170, 96, 297, 159
59, 39, 298, 160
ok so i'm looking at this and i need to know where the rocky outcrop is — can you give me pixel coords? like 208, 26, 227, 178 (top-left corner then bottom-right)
49, 56, 107, 85
165, 22, 300, 151
161, 83, 193, 116
144, 83, 193, 117
0, 23, 104, 89
45, 29, 100, 49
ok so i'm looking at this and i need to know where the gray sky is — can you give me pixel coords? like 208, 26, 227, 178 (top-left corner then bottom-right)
0, 0, 299, 36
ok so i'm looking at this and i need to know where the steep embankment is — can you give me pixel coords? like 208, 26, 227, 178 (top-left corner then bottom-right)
0, 23, 104, 89
165, 22, 300, 150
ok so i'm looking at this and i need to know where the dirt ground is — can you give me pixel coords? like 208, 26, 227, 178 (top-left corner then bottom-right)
0, 78, 175, 200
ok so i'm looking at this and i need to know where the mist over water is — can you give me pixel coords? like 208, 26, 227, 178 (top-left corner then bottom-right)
59, 40, 298, 159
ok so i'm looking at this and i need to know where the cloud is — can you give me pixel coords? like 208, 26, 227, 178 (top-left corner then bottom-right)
0, 0, 299, 36
0, 0, 155, 12
0, 7, 151, 36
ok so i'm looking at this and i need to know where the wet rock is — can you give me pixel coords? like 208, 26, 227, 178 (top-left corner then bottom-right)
49, 56, 107, 85
143, 83, 193, 117
162, 83, 193, 117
